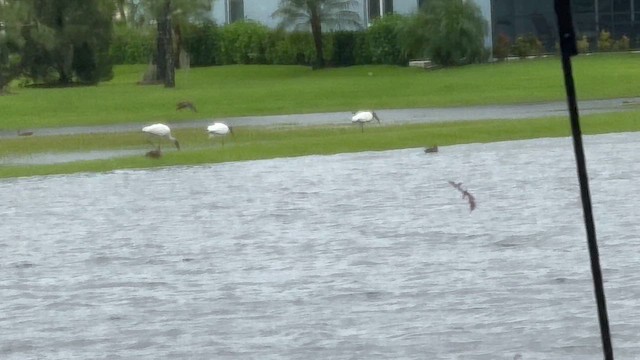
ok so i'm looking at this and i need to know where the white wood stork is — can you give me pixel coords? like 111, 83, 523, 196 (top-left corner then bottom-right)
206, 122, 234, 146
142, 123, 180, 150
351, 110, 381, 132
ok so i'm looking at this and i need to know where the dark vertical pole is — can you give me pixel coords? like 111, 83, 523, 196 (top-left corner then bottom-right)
595, 0, 600, 35
164, 0, 175, 88
554, 1, 614, 359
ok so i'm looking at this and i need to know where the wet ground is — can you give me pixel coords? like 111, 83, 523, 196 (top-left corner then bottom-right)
1, 98, 638, 167
1, 97, 638, 139
0, 150, 142, 166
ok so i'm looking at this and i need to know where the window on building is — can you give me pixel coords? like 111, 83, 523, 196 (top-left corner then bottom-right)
368, 0, 380, 20
599, 0, 612, 13
613, 0, 630, 12
385, 0, 393, 14
228, 0, 244, 23
573, 0, 595, 13
418, 0, 427, 9
368, 0, 394, 20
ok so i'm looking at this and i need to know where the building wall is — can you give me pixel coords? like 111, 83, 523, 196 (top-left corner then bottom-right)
491, 0, 640, 51
472, 0, 493, 50
244, 0, 280, 28
211, 0, 280, 27
210, 0, 493, 50
392, 0, 419, 15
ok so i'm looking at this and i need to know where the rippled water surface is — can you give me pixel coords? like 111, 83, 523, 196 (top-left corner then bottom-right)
1, 132, 639, 359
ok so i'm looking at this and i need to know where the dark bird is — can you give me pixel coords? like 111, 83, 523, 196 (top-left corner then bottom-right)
17, 130, 34, 136
424, 145, 438, 153
145, 149, 162, 158
448, 181, 476, 212
176, 101, 197, 112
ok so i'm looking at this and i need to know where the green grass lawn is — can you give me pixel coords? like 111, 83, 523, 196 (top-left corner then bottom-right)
1, 53, 639, 130
1, 53, 639, 179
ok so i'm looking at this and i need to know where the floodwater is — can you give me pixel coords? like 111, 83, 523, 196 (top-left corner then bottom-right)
1, 132, 639, 359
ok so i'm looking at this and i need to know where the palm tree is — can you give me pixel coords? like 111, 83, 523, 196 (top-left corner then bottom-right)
272, 0, 361, 69
137, 0, 212, 87
415, 0, 487, 67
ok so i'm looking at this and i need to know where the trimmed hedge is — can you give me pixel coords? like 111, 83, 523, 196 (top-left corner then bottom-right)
110, 25, 154, 64
267, 31, 316, 65
366, 14, 409, 66
217, 21, 270, 65
183, 21, 220, 67
330, 31, 358, 67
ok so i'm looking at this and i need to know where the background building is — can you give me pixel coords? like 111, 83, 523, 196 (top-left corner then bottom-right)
492, 0, 640, 51
210, 0, 493, 49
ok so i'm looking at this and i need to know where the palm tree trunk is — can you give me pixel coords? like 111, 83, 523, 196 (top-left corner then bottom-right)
309, 5, 324, 69
116, 0, 127, 24
156, 18, 166, 82
163, 0, 175, 88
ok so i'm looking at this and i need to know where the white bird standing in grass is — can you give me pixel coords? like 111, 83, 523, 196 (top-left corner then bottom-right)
207, 122, 234, 146
351, 110, 381, 132
142, 123, 180, 151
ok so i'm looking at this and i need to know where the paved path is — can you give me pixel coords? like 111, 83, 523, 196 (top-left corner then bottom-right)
2, 97, 639, 139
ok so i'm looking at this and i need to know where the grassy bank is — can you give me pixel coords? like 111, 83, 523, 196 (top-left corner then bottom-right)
1, 53, 639, 130
1, 109, 638, 179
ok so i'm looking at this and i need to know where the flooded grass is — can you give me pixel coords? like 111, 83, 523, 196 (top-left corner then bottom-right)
1, 150, 143, 166
1, 110, 638, 179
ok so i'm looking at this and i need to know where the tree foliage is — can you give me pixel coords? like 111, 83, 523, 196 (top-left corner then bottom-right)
0, 1, 29, 91
367, 14, 410, 66
11, 0, 115, 85
133, 0, 212, 86
406, 0, 487, 66
218, 21, 270, 65
272, 0, 361, 69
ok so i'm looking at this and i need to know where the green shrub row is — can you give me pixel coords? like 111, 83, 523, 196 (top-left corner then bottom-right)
493, 30, 634, 60
110, 20, 406, 67
110, 25, 155, 64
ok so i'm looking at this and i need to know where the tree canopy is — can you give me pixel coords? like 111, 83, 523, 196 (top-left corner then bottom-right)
123, 0, 212, 87
272, 0, 361, 69
416, 0, 487, 66
0, 1, 28, 91
1, 0, 115, 86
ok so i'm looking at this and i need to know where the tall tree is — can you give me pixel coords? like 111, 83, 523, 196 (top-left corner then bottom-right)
19, 0, 115, 84
136, 0, 211, 87
272, 0, 361, 69
114, 0, 145, 27
405, 0, 486, 67
0, 0, 28, 92
114, 0, 127, 24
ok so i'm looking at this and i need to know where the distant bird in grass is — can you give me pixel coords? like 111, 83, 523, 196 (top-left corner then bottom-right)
17, 130, 34, 136
142, 123, 180, 151
206, 122, 234, 146
351, 110, 381, 132
145, 149, 162, 158
448, 181, 476, 212
176, 101, 197, 112
424, 145, 438, 153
